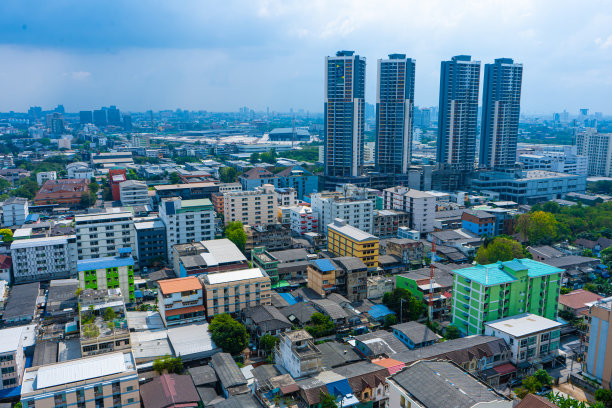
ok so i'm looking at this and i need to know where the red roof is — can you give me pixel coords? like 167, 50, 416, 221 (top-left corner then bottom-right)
165, 305, 205, 317
0, 255, 11, 270
559, 289, 603, 311
493, 363, 517, 375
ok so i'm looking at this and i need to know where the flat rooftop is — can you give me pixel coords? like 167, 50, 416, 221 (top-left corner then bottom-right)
453, 258, 563, 286
485, 313, 562, 337
203, 268, 266, 285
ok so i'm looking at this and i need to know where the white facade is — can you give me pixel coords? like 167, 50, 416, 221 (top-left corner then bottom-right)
518, 152, 588, 177
36, 171, 57, 186
157, 283, 205, 327
274, 331, 322, 379
75, 211, 136, 261
58, 137, 71, 150
0, 326, 27, 391
223, 184, 277, 226
2, 197, 29, 227
159, 198, 215, 263
577, 128, 612, 177
276, 188, 298, 207
311, 192, 374, 234
383, 187, 435, 233
11, 235, 78, 283
119, 180, 149, 206
67, 162, 94, 179
289, 206, 319, 235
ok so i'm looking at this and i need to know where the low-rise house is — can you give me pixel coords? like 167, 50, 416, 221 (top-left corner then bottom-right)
527, 245, 565, 262
559, 289, 603, 318
242, 304, 292, 338
210, 352, 249, 397
279, 302, 318, 326
2, 282, 39, 325
275, 330, 322, 379
157, 276, 206, 327
140, 374, 199, 408
542, 255, 600, 287
353, 330, 410, 358
367, 275, 395, 299
310, 298, 350, 326
391, 321, 441, 349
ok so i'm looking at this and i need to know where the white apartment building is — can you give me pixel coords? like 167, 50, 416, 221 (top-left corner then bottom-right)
383, 187, 435, 233
66, 162, 94, 179
2, 197, 29, 227
311, 191, 374, 234
11, 235, 78, 283
157, 276, 206, 327
289, 206, 319, 235
274, 330, 322, 379
223, 184, 277, 226
119, 180, 149, 206
0, 325, 29, 391
577, 128, 612, 177
36, 171, 57, 186
276, 187, 298, 207
75, 210, 136, 261
218, 182, 242, 193
58, 136, 71, 150
518, 150, 588, 177
159, 198, 215, 262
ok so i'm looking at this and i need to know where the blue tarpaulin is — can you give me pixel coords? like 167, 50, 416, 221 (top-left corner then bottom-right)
368, 304, 395, 321
279, 293, 298, 305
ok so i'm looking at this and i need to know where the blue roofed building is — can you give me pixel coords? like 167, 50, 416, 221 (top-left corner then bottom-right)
275, 166, 318, 200
77, 251, 135, 303
451, 258, 564, 335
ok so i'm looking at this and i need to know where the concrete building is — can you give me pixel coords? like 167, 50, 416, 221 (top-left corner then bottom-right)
585, 297, 612, 388
324, 50, 366, 178
200, 267, 271, 317
119, 180, 149, 206
77, 251, 136, 303
311, 191, 374, 234
275, 166, 318, 201
11, 235, 77, 283
2, 197, 29, 227
276, 187, 297, 207
134, 219, 167, 268
327, 219, 379, 269
518, 151, 588, 177
289, 206, 319, 235
238, 167, 278, 191
66, 162, 94, 180
577, 128, 612, 177
0, 325, 29, 391
33, 178, 89, 207
244, 224, 292, 252
484, 313, 562, 369
461, 210, 496, 237
383, 187, 436, 233
274, 330, 322, 379
159, 198, 215, 262
223, 184, 277, 227
20, 351, 140, 408
452, 259, 564, 336
373, 209, 411, 238
75, 210, 136, 261
172, 238, 248, 278
157, 277, 206, 327
36, 171, 57, 186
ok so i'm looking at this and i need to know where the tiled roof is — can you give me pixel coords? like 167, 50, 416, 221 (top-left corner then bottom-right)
559, 289, 603, 310
165, 305, 205, 317
515, 393, 559, 408
158, 276, 202, 294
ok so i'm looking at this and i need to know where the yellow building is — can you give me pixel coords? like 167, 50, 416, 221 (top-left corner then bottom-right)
327, 219, 379, 268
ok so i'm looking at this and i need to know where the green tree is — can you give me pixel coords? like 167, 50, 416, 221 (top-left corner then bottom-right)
305, 313, 336, 338
560, 287, 571, 295
260, 149, 277, 164
219, 167, 239, 183
224, 221, 247, 252
445, 325, 461, 340
475, 237, 525, 264
168, 172, 180, 184
516, 211, 559, 244
209, 313, 249, 355
103, 307, 117, 322
89, 182, 100, 194
319, 392, 338, 408
0, 228, 13, 243
533, 369, 553, 388
152, 355, 183, 374
12, 178, 39, 200
596, 389, 612, 408
250, 152, 260, 163
259, 334, 279, 354
80, 191, 94, 208
549, 392, 604, 408
0, 177, 11, 191
383, 314, 398, 328
382, 288, 424, 321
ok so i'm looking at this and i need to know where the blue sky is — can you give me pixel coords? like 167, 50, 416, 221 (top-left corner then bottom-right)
1, 0, 612, 114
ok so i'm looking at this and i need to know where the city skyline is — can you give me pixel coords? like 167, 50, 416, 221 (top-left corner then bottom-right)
1, 1, 612, 114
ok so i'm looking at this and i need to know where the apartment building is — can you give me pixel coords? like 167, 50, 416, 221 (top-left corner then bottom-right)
11, 235, 78, 283
133, 218, 167, 268
75, 210, 136, 261
119, 180, 149, 206
223, 184, 277, 226
585, 297, 612, 388
452, 259, 563, 336
244, 224, 292, 252
461, 210, 496, 237
373, 209, 411, 238
77, 251, 136, 303
172, 238, 248, 278
274, 330, 322, 379
383, 187, 436, 233
159, 198, 215, 262
276, 187, 297, 207
577, 128, 612, 177
20, 352, 140, 408
200, 267, 271, 317
0, 326, 28, 391
311, 191, 374, 234
157, 276, 206, 327
289, 206, 319, 235
327, 219, 379, 269
67, 162, 94, 179
2, 197, 29, 227
36, 171, 57, 186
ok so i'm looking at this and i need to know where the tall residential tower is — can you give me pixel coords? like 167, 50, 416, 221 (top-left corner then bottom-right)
324, 51, 366, 178
437, 55, 480, 172
479, 58, 523, 169
375, 54, 416, 174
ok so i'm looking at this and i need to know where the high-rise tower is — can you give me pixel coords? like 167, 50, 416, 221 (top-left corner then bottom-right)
375, 54, 415, 174
437, 55, 480, 172
324, 51, 366, 178
480, 58, 523, 169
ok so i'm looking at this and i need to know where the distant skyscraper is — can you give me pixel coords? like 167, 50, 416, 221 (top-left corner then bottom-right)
93, 109, 107, 127
479, 58, 523, 169
324, 50, 366, 178
80, 111, 93, 125
107, 105, 121, 125
123, 114, 132, 131
437, 55, 480, 172
375, 54, 415, 175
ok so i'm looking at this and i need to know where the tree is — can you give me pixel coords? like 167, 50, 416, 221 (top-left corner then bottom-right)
382, 288, 424, 321
250, 152, 260, 163
224, 221, 247, 252
89, 182, 100, 194
168, 172, 180, 184
445, 325, 461, 340
80, 191, 94, 208
260, 149, 277, 164
596, 389, 612, 408
514, 375, 542, 399
0, 177, 11, 191
533, 369, 553, 388
475, 237, 525, 264
209, 313, 249, 355
383, 314, 398, 328
319, 392, 338, 408
305, 312, 336, 338
259, 334, 279, 354
103, 307, 117, 322
219, 167, 239, 183
0, 228, 13, 243
516, 211, 559, 244
153, 355, 183, 374
549, 392, 604, 408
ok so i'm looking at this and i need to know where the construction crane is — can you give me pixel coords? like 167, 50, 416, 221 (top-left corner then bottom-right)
428, 240, 436, 321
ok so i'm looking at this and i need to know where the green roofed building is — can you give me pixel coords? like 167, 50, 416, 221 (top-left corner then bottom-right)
451, 258, 564, 336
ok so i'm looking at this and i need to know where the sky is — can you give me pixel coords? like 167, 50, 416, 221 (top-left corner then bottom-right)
1, 0, 612, 115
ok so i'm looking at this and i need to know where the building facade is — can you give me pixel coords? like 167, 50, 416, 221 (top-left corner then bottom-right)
77, 252, 136, 303
311, 192, 374, 234
223, 184, 277, 227
452, 259, 563, 336
75, 211, 136, 261
479, 58, 523, 169
119, 180, 149, 206
2, 197, 29, 227
437, 55, 481, 172
577, 129, 612, 177
11, 235, 78, 283
201, 268, 271, 316
327, 219, 379, 269
585, 298, 612, 388
133, 219, 167, 268
0, 326, 27, 391
157, 276, 206, 327
324, 50, 366, 178
289, 206, 319, 235
376, 54, 415, 175
383, 187, 436, 233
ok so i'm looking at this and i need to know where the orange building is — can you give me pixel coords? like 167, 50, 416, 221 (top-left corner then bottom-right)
34, 178, 89, 207
108, 167, 127, 201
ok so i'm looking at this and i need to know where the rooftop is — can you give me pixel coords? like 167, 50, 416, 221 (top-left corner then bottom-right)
391, 321, 442, 344
310, 258, 337, 272
453, 258, 564, 286
3, 282, 39, 322
11, 235, 74, 250
158, 276, 202, 294
485, 313, 562, 337
559, 289, 603, 310
0, 325, 29, 354
140, 374, 200, 408
202, 268, 266, 285
77, 255, 134, 272
328, 219, 377, 242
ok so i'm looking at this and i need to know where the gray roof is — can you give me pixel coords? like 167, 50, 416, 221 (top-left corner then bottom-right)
32, 340, 58, 367
3, 282, 39, 322
332, 256, 367, 271
393, 336, 510, 365
279, 302, 318, 324
354, 330, 410, 356
389, 360, 509, 408
317, 341, 363, 369
189, 364, 218, 386
542, 255, 599, 269
396, 266, 454, 289
46, 279, 79, 314
310, 298, 349, 320
434, 209, 465, 220
212, 393, 261, 408
325, 293, 351, 305
527, 245, 564, 259
391, 321, 442, 345
269, 248, 310, 263
270, 291, 290, 308
210, 352, 247, 389
195, 385, 220, 405
243, 305, 292, 332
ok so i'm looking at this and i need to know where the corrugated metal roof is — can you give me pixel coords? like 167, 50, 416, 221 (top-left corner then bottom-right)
77, 256, 134, 272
